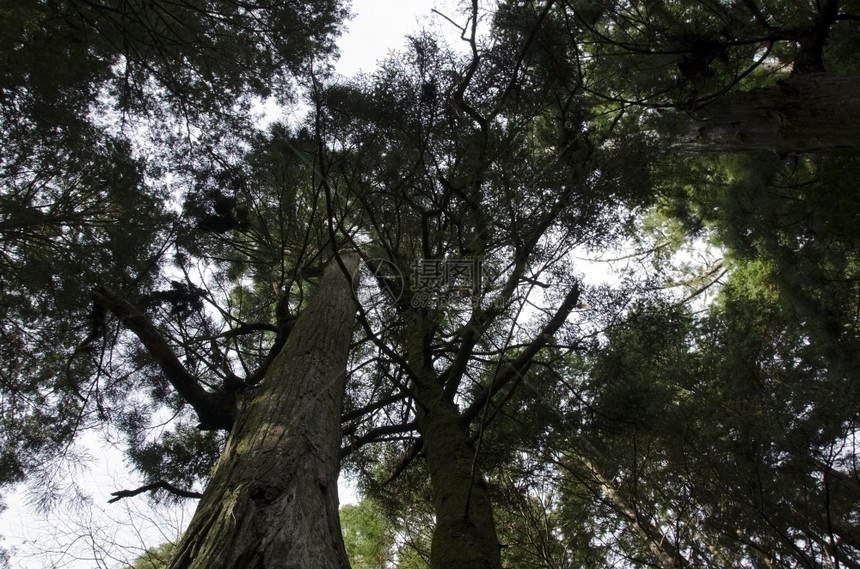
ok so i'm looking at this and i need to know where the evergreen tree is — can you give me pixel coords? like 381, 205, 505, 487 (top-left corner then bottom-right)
513, 0, 860, 153
2, 2, 860, 568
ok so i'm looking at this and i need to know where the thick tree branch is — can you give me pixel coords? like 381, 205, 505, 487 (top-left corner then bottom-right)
678, 73, 860, 154
382, 439, 424, 485
791, 0, 838, 74
340, 421, 418, 459
195, 322, 280, 341
108, 480, 203, 503
91, 286, 235, 430
462, 281, 580, 424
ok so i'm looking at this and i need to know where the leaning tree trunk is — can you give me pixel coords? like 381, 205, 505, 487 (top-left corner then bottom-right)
168, 254, 359, 569
674, 73, 860, 154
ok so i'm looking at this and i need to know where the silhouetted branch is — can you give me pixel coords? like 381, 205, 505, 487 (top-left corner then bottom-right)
91, 286, 235, 430
108, 480, 203, 503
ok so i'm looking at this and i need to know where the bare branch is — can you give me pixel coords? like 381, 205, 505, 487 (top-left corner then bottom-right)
108, 480, 203, 503
340, 421, 419, 459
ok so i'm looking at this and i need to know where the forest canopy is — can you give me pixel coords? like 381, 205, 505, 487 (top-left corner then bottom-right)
1, 1, 858, 568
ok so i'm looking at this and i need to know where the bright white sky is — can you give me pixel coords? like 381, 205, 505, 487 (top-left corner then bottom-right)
336, 0, 449, 76
0, 2, 466, 568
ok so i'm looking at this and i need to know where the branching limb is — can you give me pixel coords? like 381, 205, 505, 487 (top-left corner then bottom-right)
463, 280, 581, 424
342, 392, 408, 423
108, 480, 203, 503
340, 421, 418, 460
382, 439, 424, 485
91, 286, 235, 430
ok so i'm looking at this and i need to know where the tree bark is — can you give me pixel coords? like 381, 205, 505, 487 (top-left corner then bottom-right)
167, 254, 359, 569
676, 74, 860, 154
405, 313, 502, 569
417, 379, 502, 569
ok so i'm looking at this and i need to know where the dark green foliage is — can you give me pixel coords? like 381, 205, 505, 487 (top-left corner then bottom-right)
335, 3, 860, 566
664, 153, 860, 383
587, 302, 691, 435
529, 149, 860, 566
0, 129, 168, 487
182, 167, 251, 234
512, 274, 858, 567
2, 0, 860, 566
147, 281, 208, 318
128, 424, 224, 495
558, 0, 856, 105
1, 0, 346, 120
0, 0, 349, 506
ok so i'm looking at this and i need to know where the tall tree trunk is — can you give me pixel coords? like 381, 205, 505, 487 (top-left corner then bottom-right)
417, 380, 502, 569
405, 314, 502, 569
675, 74, 860, 154
168, 254, 359, 569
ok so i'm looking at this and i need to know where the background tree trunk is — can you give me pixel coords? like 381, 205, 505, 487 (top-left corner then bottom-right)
676, 74, 860, 154
168, 254, 359, 569
404, 311, 503, 569
417, 380, 502, 569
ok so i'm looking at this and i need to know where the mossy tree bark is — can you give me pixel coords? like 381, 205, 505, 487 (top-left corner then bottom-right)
416, 379, 502, 569
404, 313, 503, 569
167, 254, 359, 569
